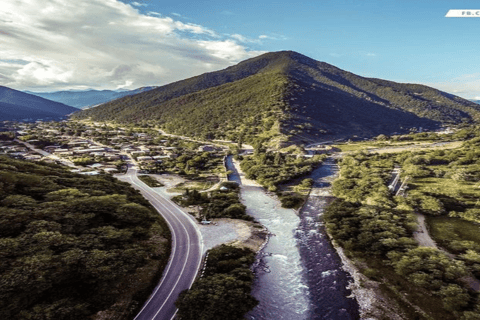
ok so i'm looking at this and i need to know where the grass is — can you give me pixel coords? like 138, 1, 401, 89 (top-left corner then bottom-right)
426, 215, 480, 248
138, 175, 164, 187
411, 175, 480, 209
167, 179, 218, 193
332, 142, 377, 152
333, 140, 462, 154
412, 176, 474, 195
372, 141, 462, 154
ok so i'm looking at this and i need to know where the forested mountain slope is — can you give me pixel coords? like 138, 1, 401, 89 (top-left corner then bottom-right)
0, 156, 171, 320
72, 51, 480, 146
0, 86, 78, 120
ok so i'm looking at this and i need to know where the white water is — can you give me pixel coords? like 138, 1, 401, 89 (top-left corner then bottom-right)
242, 184, 311, 320
225, 156, 358, 319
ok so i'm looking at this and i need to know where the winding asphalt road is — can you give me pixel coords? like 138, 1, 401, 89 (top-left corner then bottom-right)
116, 164, 203, 320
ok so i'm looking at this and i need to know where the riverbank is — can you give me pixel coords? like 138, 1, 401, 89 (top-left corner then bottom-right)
310, 158, 406, 320
199, 218, 268, 254
228, 157, 311, 319
332, 241, 406, 320
145, 172, 268, 254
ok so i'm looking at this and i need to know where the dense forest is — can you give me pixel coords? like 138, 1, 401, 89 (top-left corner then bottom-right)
0, 156, 171, 319
173, 181, 252, 221
240, 148, 325, 208
72, 51, 480, 146
325, 129, 480, 319
175, 245, 258, 320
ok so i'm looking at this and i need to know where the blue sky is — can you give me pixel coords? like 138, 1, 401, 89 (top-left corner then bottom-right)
1, 0, 480, 98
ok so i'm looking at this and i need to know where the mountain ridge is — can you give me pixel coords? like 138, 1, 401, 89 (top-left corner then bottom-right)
26, 87, 157, 109
72, 51, 480, 146
0, 86, 78, 121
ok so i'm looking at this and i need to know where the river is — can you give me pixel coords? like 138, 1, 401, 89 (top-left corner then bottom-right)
225, 156, 359, 319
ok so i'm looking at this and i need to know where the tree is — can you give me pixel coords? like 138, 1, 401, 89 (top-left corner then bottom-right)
176, 274, 258, 320
420, 196, 445, 215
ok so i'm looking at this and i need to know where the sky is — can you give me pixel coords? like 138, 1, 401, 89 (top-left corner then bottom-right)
1, 0, 480, 99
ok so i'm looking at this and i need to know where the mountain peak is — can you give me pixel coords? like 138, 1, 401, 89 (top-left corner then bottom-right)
73, 51, 480, 146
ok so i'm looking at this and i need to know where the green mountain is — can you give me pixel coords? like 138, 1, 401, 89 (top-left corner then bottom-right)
72, 51, 480, 146
0, 86, 78, 121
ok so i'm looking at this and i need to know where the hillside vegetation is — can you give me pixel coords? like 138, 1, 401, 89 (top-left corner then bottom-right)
326, 128, 480, 319
72, 51, 480, 146
0, 156, 171, 319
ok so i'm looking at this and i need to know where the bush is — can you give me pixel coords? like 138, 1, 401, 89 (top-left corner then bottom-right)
279, 195, 304, 209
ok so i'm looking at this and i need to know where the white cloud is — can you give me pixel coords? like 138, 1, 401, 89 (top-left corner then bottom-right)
0, 0, 263, 91
197, 40, 259, 61
258, 34, 287, 41
230, 33, 288, 44
131, 1, 147, 7
230, 34, 261, 44
424, 73, 480, 99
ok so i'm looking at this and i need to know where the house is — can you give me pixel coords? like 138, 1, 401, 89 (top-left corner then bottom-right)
137, 156, 154, 162
58, 151, 74, 156
153, 155, 169, 160
68, 141, 89, 147
199, 145, 216, 152
54, 148, 70, 153
44, 145, 61, 152
105, 154, 121, 161
23, 154, 42, 161
78, 171, 100, 176
74, 148, 106, 154
103, 168, 119, 174
131, 151, 146, 156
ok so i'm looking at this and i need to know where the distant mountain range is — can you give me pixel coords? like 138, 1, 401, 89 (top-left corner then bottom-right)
72, 51, 480, 146
471, 100, 480, 105
26, 87, 156, 109
0, 86, 78, 121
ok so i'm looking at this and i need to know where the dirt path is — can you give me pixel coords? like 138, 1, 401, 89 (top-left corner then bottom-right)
413, 214, 480, 291
413, 213, 442, 250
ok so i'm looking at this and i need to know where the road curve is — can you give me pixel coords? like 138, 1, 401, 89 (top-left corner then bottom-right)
117, 165, 203, 320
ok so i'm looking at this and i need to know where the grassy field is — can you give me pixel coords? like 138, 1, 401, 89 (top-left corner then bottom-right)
426, 216, 480, 249
167, 179, 219, 193
410, 176, 480, 206
138, 175, 164, 187
333, 140, 462, 153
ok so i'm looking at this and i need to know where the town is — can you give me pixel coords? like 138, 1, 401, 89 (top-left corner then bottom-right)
0, 120, 228, 177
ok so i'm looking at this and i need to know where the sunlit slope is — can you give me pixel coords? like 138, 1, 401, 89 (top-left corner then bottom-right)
73, 51, 480, 145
